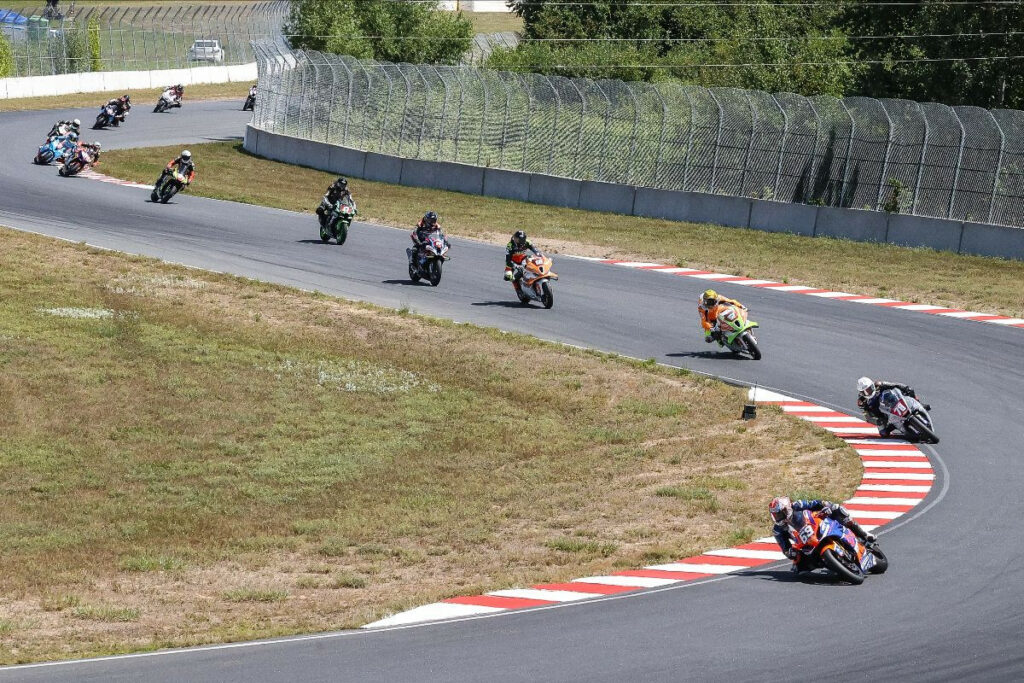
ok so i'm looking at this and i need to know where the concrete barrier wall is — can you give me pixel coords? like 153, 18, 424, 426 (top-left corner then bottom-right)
0, 63, 257, 100
245, 126, 1024, 261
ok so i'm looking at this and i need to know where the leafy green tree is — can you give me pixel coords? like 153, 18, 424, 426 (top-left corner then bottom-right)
843, 2, 1024, 108
287, 0, 472, 64
0, 32, 13, 78
87, 16, 102, 72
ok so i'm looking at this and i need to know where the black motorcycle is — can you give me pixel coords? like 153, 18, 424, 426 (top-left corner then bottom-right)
151, 169, 188, 203
243, 86, 256, 112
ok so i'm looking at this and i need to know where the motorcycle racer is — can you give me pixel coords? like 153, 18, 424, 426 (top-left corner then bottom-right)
412, 211, 446, 248
48, 118, 81, 139
770, 497, 876, 571
857, 377, 929, 436
316, 177, 356, 227
504, 230, 540, 281
698, 289, 745, 343
158, 150, 195, 186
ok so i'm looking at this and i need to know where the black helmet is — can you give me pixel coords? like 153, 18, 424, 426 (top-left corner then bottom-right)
121, 94, 130, 102
512, 230, 527, 247
336, 177, 348, 189
423, 211, 438, 227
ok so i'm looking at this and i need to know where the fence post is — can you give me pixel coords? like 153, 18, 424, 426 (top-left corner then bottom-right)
770, 95, 788, 201
986, 110, 1006, 224
838, 99, 856, 206
625, 83, 641, 185
875, 100, 896, 211
681, 85, 696, 190
430, 66, 449, 161
476, 68, 488, 166
911, 102, 930, 215
593, 80, 612, 182
948, 108, 967, 219
707, 89, 725, 194
741, 92, 757, 196
804, 98, 823, 203
452, 67, 468, 162
415, 66, 432, 159
565, 79, 586, 180
651, 84, 668, 187
520, 73, 534, 171
498, 73, 512, 169
545, 75, 560, 175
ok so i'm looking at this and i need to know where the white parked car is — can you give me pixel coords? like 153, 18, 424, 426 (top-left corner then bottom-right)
187, 39, 223, 64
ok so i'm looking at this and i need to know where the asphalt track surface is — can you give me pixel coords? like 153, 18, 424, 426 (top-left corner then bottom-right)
1, 102, 1022, 682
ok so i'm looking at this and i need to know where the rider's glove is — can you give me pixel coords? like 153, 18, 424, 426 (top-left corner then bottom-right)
864, 533, 877, 544
785, 548, 798, 560
704, 335, 713, 343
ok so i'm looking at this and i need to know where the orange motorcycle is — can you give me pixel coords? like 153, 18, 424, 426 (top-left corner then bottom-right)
511, 253, 558, 309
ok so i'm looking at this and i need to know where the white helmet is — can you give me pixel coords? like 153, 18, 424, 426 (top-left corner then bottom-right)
181, 150, 191, 160
857, 376, 876, 398
72, 118, 81, 127
769, 497, 793, 524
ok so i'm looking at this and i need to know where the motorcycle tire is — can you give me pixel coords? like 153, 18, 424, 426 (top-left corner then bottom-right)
743, 332, 762, 360
36, 149, 54, 165
867, 545, 888, 574
514, 282, 530, 305
161, 185, 179, 204
821, 547, 865, 585
541, 281, 554, 309
335, 222, 348, 246
428, 260, 442, 287
154, 100, 167, 114
93, 115, 107, 129
319, 224, 331, 243
907, 415, 939, 444
408, 262, 420, 283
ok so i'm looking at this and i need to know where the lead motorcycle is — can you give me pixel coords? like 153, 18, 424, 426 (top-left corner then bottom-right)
319, 200, 356, 245
35, 136, 74, 165
788, 509, 888, 585
511, 253, 558, 309
710, 303, 762, 360
407, 230, 450, 286
873, 388, 939, 444
151, 169, 189, 203
243, 85, 256, 112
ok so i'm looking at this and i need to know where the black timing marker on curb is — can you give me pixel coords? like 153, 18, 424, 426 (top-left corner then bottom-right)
742, 384, 758, 420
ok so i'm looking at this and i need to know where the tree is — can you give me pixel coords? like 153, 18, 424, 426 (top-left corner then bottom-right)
500, 0, 856, 97
287, 0, 472, 65
0, 32, 13, 78
844, 2, 1024, 108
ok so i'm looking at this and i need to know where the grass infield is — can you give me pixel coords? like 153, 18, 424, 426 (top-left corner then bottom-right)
0, 226, 856, 662
100, 141, 1024, 319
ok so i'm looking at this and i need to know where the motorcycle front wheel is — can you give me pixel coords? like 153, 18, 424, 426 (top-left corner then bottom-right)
334, 221, 348, 246
428, 259, 442, 287
821, 548, 865, 585
906, 415, 939, 444
742, 332, 762, 360
867, 545, 888, 574
541, 281, 554, 309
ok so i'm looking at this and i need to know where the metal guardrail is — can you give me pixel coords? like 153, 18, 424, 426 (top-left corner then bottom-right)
1, 2, 286, 77
251, 42, 1024, 228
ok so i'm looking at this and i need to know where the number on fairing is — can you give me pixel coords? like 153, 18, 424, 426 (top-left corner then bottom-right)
799, 525, 815, 543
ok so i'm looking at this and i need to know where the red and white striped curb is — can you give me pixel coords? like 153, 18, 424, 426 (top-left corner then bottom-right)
79, 168, 152, 190
363, 387, 935, 628
576, 257, 1024, 329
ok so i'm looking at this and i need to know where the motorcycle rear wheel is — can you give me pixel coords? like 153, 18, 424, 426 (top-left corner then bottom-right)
821, 548, 865, 585
907, 415, 939, 444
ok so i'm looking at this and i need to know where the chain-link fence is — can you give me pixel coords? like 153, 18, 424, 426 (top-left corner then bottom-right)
1, 2, 286, 77
252, 42, 1024, 227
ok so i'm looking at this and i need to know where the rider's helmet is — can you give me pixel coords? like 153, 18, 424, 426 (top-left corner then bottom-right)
72, 118, 81, 128
180, 150, 192, 161
857, 376, 876, 399
423, 211, 438, 228
177, 84, 184, 91
336, 177, 348, 189
512, 230, 527, 248
122, 94, 130, 102
701, 289, 719, 309
769, 497, 793, 525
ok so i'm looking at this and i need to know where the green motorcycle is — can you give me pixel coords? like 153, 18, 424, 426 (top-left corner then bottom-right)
319, 201, 356, 245
712, 304, 762, 360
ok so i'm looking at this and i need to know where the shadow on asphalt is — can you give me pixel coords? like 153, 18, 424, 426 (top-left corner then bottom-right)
381, 279, 432, 287
666, 350, 749, 360
742, 568, 854, 586
471, 300, 536, 308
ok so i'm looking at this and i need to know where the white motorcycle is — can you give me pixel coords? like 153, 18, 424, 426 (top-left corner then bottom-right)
154, 89, 182, 114
407, 230, 450, 287
873, 388, 938, 444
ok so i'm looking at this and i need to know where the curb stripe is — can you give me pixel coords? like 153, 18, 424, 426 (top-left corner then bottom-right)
363, 390, 935, 629
588, 258, 1020, 330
